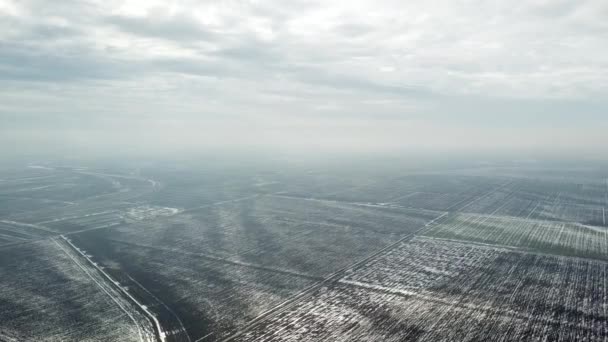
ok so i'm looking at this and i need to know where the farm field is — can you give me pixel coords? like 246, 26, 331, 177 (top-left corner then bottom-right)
237, 238, 608, 341
65, 236, 316, 341
422, 213, 608, 259
0, 159, 607, 341
80, 195, 438, 260
62, 194, 438, 340
0, 239, 154, 342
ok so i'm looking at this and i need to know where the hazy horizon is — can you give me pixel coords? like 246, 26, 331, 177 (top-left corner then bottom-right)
1, 0, 607, 158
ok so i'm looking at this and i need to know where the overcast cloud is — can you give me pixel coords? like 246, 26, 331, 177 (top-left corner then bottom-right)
1, 0, 607, 156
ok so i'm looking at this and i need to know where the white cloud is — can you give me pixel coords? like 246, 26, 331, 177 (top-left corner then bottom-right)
0, 0, 607, 155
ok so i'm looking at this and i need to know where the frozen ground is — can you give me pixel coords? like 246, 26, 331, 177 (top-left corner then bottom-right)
0, 159, 607, 341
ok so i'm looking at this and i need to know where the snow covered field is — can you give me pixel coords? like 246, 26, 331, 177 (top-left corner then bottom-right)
1, 160, 607, 341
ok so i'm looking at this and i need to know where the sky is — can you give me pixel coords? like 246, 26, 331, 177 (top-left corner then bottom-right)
1, 0, 607, 157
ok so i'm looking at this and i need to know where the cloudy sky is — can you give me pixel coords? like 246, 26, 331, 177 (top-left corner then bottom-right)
1, 0, 607, 156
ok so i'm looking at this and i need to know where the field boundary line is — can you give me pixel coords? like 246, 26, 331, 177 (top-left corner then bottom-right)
218, 210, 450, 342
218, 179, 543, 342
36, 210, 118, 225
125, 274, 192, 342
61, 236, 166, 342
388, 191, 422, 202
52, 238, 148, 342
0, 220, 58, 234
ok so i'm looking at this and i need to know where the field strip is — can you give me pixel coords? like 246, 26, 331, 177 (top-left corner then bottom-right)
335, 279, 582, 330
105, 239, 326, 282
0, 174, 56, 183
415, 188, 518, 238
388, 191, 422, 202
444, 180, 515, 212
0, 226, 125, 250
527, 190, 558, 220
36, 210, 118, 224
225, 227, 319, 258
180, 191, 306, 214
6, 212, 328, 251
52, 238, 148, 342
0, 225, 40, 238
0, 220, 58, 234
9, 184, 54, 193
525, 200, 542, 220
74, 186, 153, 203
71, 170, 160, 194
1, 170, 150, 223
61, 222, 124, 236
354, 202, 446, 215
450, 187, 517, 231
74, 170, 157, 184
180, 194, 265, 213
0, 232, 29, 241
60, 236, 166, 342
268, 193, 447, 215
417, 235, 608, 264
66, 167, 159, 204
125, 274, 192, 342
230, 221, 407, 259
195, 332, 214, 342
312, 179, 517, 215
9, 201, 117, 223
296, 177, 384, 201
218, 211, 450, 342
0, 238, 48, 249
3, 195, 75, 205
539, 201, 606, 209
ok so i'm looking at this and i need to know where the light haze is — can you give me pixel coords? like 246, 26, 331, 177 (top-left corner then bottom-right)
1, 0, 607, 157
